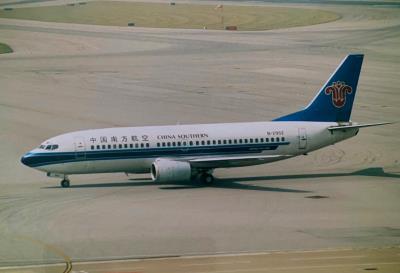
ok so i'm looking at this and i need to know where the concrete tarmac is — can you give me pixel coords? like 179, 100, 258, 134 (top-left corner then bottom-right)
1, 247, 400, 273
0, 0, 399, 268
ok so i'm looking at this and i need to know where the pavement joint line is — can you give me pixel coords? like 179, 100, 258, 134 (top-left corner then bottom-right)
0, 263, 66, 270
70, 259, 142, 266
290, 255, 366, 261
181, 261, 252, 267
75, 267, 145, 272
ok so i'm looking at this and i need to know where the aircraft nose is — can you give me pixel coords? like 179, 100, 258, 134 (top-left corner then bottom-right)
21, 152, 35, 167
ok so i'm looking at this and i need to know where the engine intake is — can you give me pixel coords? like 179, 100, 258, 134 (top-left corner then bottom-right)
151, 158, 191, 182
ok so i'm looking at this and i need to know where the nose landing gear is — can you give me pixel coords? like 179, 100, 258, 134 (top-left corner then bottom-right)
47, 173, 71, 188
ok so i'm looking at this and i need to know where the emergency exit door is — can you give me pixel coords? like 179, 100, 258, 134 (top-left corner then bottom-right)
298, 128, 307, 149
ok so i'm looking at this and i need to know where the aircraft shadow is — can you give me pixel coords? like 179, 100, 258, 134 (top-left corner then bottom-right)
42, 167, 399, 192
218, 167, 400, 183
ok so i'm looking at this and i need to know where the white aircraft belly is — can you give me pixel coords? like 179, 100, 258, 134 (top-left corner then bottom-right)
39, 158, 153, 175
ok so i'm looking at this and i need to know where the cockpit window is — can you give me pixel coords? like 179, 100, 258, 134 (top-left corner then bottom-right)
42, 144, 59, 150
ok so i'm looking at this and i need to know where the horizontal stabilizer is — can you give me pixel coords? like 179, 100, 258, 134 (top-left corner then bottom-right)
328, 122, 394, 131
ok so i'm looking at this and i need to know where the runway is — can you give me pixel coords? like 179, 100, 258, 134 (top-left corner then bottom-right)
0, 0, 399, 268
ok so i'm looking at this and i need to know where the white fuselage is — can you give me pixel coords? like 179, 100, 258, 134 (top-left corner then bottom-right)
22, 121, 358, 176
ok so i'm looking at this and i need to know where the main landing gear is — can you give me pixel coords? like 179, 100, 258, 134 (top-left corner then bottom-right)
61, 178, 70, 188
198, 172, 215, 185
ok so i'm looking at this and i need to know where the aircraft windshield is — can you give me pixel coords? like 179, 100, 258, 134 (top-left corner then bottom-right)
39, 144, 59, 150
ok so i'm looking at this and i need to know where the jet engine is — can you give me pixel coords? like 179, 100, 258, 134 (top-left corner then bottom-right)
151, 158, 191, 182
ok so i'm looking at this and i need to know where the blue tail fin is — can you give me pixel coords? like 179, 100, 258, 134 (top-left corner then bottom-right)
274, 54, 364, 122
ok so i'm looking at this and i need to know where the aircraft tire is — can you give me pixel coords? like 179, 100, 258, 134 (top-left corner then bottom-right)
61, 179, 70, 188
200, 173, 214, 185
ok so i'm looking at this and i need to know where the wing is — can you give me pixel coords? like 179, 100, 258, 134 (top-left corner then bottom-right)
188, 154, 293, 168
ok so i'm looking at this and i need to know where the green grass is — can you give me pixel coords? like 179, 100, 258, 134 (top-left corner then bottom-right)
0, 1, 340, 31
0, 43, 12, 54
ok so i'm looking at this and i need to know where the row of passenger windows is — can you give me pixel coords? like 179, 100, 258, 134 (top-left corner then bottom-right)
91, 143, 150, 150
90, 137, 285, 150
156, 137, 285, 147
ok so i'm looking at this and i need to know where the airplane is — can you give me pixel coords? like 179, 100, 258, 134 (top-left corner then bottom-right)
21, 54, 392, 188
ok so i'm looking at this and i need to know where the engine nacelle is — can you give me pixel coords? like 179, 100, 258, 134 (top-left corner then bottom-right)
151, 158, 191, 182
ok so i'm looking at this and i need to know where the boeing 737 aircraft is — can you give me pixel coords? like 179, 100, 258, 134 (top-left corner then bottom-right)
21, 54, 391, 187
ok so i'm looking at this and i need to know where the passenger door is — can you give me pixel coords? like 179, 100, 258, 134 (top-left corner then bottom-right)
74, 136, 86, 159
298, 128, 307, 150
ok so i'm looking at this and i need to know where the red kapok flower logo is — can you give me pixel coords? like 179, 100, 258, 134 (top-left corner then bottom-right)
324, 81, 353, 108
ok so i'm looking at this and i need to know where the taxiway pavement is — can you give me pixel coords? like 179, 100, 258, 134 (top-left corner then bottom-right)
0, 0, 399, 267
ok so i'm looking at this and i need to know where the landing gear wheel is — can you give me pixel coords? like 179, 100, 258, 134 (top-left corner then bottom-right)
61, 179, 70, 188
200, 173, 214, 185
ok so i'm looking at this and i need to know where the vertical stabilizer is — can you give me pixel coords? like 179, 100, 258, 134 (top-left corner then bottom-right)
274, 54, 364, 122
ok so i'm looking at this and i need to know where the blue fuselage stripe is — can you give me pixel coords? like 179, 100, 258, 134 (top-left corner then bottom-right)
25, 142, 290, 167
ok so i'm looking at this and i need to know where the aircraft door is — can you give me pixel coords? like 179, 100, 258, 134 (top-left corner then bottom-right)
298, 128, 307, 149
74, 136, 86, 159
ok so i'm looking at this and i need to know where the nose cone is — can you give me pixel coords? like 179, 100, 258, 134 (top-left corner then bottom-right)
21, 152, 35, 167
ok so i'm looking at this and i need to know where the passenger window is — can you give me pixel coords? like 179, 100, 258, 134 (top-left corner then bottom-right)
167, 142, 171, 147
91, 145, 94, 150
189, 141, 193, 146
281, 137, 285, 142
146, 143, 150, 148
141, 143, 144, 148
228, 140, 232, 144
212, 140, 216, 145
271, 137, 275, 142
177, 142, 181, 146
183, 141, 187, 146
201, 141, 205, 145
162, 142, 166, 147
207, 140, 210, 145
97, 145, 100, 149
113, 144, 117, 149
218, 140, 221, 144
129, 144, 133, 148
102, 145, 106, 149
196, 141, 199, 145
250, 139, 253, 143
266, 138, 269, 142
172, 142, 176, 146
157, 143, 160, 147
51, 145, 58, 150
244, 139, 248, 144
108, 145, 111, 149
234, 139, 237, 144
239, 139, 243, 144
260, 138, 264, 142
255, 138, 258, 143
118, 144, 122, 149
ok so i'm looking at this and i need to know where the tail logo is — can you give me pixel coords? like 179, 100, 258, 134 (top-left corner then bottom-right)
324, 81, 353, 108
